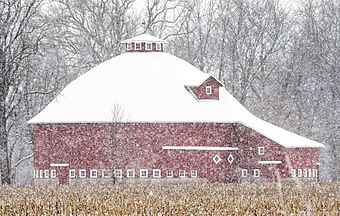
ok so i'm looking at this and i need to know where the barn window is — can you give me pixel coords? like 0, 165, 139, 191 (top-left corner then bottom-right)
34, 170, 38, 178
179, 170, 185, 177
115, 170, 122, 178
127, 169, 135, 178
315, 169, 318, 177
291, 169, 296, 177
79, 169, 86, 178
146, 43, 152, 50
153, 169, 161, 178
44, 170, 49, 178
213, 155, 221, 164
258, 147, 265, 155
303, 169, 308, 177
156, 43, 161, 50
102, 170, 109, 178
242, 169, 248, 177
69, 169, 76, 178
253, 169, 260, 177
191, 170, 197, 178
227, 154, 234, 164
140, 169, 148, 178
298, 169, 302, 177
90, 169, 98, 178
206, 86, 212, 95
50, 170, 56, 178
166, 170, 173, 178
39, 170, 43, 178
312, 169, 316, 178
135, 42, 141, 50
127, 43, 132, 50
308, 169, 312, 178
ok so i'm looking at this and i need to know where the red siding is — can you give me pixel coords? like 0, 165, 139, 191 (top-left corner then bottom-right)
191, 77, 221, 100
127, 42, 164, 52
33, 123, 321, 184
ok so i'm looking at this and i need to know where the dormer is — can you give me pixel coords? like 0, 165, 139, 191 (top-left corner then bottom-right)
186, 76, 224, 101
121, 34, 167, 52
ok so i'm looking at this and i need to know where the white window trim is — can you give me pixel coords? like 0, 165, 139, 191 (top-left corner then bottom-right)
39, 170, 43, 178
303, 169, 308, 177
127, 43, 132, 50
69, 169, 76, 178
156, 43, 161, 50
50, 170, 56, 178
90, 169, 98, 178
308, 169, 312, 178
205, 86, 212, 95
115, 169, 122, 178
242, 169, 248, 177
254, 169, 260, 178
191, 170, 197, 178
34, 170, 38, 178
166, 170, 173, 178
44, 170, 49, 179
179, 170, 186, 178
258, 147, 265, 155
291, 169, 296, 178
213, 154, 221, 164
140, 169, 148, 178
315, 169, 318, 177
79, 169, 86, 178
298, 169, 302, 177
153, 169, 161, 178
102, 170, 110, 178
127, 169, 135, 178
146, 42, 152, 50
135, 42, 141, 50
227, 154, 234, 164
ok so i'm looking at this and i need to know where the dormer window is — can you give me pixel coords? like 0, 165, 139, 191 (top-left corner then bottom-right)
156, 43, 161, 50
126, 43, 132, 50
146, 43, 152, 50
206, 86, 212, 95
135, 42, 141, 50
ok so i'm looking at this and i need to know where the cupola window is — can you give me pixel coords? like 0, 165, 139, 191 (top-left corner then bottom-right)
156, 43, 161, 50
146, 43, 152, 50
135, 42, 141, 50
126, 43, 132, 50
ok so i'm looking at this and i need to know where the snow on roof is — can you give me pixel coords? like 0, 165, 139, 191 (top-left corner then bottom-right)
121, 34, 167, 43
28, 51, 325, 149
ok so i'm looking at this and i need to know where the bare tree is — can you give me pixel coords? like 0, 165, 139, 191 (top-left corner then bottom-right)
0, 0, 44, 184
49, 0, 137, 76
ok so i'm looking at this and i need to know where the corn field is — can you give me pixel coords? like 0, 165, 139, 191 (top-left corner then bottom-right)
0, 182, 339, 215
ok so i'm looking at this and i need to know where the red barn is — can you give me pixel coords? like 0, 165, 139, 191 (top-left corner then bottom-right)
29, 34, 324, 185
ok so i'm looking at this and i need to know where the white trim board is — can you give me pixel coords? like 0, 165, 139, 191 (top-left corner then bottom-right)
50, 163, 69, 167
162, 146, 238, 151
258, 161, 282, 165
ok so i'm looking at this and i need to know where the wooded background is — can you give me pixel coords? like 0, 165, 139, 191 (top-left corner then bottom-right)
0, 0, 339, 184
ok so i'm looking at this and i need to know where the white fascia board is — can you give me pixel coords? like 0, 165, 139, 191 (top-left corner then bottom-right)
258, 161, 282, 165
50, 163, 69, 167
162, 146, 238, 151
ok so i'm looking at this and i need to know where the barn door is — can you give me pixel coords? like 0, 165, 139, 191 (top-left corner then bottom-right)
58, 166, 69, 185
50, 163, 70, 185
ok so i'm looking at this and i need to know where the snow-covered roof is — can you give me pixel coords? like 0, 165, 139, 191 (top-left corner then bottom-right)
28, 51, 325, 149
121, 34, 167, 43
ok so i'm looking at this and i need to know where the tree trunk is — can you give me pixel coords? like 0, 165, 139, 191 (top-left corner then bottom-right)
0, 87, 10, 185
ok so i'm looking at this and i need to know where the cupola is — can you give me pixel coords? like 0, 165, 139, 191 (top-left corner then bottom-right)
121, 34, 167, 52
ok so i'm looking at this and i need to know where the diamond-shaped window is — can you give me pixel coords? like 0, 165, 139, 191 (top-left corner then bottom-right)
213, 155, 221, 164
227, 154, 234, 164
